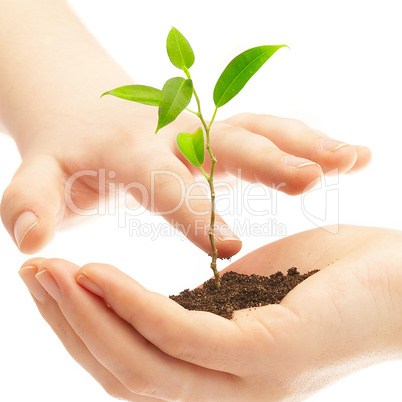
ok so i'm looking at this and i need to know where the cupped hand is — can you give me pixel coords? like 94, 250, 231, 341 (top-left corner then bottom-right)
1, 95, 370, 256
19, 225, 402, 401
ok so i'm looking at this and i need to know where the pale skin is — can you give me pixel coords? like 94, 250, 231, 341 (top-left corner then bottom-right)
0, 0, 371, 257
1, 3, 376, 399
19, 225, 402, 401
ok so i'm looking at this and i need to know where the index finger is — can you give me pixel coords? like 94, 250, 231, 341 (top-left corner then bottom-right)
75, 262, 275, 376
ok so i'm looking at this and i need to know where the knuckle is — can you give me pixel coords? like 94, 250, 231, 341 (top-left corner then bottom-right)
47, 305, 71, 337
80, 262, 114, 272
101, 381, 126, 400
211, 123, 249, 147
225, 112, 256, 125
132, 148, 175, 179
42, 258, 65, 269
122, 374, 156, 397
21, 257, 45, 268
80, 263, 97, 272
288, 118, 316, 138
121, 371, 185, 401
252, 148, 282, 182
159, 334, 189, 359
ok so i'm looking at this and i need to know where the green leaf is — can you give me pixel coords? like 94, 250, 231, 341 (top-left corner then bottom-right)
176, 127, 205, 167
156, 77, 193, 133
101, 85, 161, 106
213, 45, 287, 108
166, 27, 195, 71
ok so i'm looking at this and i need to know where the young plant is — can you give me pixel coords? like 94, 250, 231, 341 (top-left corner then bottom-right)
102, 28, 286, 288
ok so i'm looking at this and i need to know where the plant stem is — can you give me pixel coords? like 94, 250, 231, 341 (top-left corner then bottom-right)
192, 89, 220, 288
185, 107, 199, 116
206, 150, 220, 288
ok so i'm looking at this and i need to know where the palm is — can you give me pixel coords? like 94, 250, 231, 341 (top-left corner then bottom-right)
20, 225, 402, 401
220, 225, 402, 399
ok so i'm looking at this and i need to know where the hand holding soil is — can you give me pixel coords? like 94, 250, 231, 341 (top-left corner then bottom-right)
0, 2, 379, 401
19, 225, 402, 401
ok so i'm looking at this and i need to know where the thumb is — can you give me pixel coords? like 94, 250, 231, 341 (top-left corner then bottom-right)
1, 155, 63, 254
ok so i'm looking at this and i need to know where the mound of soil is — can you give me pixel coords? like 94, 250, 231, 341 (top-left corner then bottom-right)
170, 268, 319, 319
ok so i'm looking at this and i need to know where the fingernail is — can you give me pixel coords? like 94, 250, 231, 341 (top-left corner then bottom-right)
285, 156, 319, 168
14, 211, 39, 250
35, 270, 61, 303
76, 272, 104, 298
214, 222, 240, 242
19, 266, 47, 304
320, 138, 348, 152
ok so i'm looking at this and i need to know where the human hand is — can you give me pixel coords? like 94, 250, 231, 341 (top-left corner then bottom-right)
0, 0, 371, 256
18, 225, 402, 401
0, 97, 371, 256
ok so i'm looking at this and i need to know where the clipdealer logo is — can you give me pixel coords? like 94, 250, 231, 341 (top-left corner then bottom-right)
64, 167, 340, 238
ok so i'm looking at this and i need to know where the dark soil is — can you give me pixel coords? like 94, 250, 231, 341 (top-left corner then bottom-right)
169, 268, 319, 319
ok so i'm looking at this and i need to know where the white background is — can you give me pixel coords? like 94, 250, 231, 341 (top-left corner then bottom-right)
1, 0, 402, 401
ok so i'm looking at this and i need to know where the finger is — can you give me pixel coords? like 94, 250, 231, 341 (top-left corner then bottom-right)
38, 259, 241, 401
126, 150, 242, 258
345, 145, 372, 174
223, 225, 365, 277
18, 261, 146, 401
75, 262, 289, 377
1, 155, 63, 253
225, 113, 362, 175
210, 123, 323, 195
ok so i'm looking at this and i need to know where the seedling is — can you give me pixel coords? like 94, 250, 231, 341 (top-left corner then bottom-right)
102, 28, 286, 288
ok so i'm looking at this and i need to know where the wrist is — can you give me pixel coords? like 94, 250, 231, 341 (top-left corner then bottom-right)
0, 0, 132, 153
